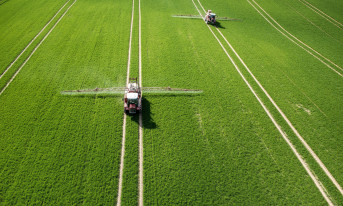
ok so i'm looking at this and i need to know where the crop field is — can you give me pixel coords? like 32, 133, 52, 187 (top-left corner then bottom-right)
1, 0, 343, 205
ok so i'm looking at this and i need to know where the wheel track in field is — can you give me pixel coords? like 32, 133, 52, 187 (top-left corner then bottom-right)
299, 0, 343, 31
248, 0, 343, 79
192, 0, 338, 204
0, 0, 72, 80
0, 0, 77, 96
138, 0, 144, 204
247, 2, 343, 195
116, 0, 135, 204
116, 0, 143, 205
284, 1, 343, 46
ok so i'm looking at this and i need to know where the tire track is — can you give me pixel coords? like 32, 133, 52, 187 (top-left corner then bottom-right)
248, 0, 343, 78
0, 0, 77, 96
192, 0, 335, 204
247, 2, 343, 195
138, 0, 144, 204
218, 18, 343, 196
299, 0, 343, 30
116, 0, 135, 204
218, 0, 343, 199
251, 0, 343, 72
0, 0, 72, 79
285, 2, 343, 46
204, 0, 343, 199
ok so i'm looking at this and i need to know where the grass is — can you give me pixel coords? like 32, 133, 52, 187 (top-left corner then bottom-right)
1, 0, 343, 204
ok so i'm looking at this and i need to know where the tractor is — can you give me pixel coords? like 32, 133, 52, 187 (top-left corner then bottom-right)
61, 78, 202, 115
124, 78, 142, 114
205, 10, 216, 24
172, 10, 237, 26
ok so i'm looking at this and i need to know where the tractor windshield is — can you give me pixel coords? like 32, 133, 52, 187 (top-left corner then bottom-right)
128, 98, 138, 104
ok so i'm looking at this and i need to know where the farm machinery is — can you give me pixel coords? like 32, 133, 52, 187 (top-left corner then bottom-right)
172, 9, 236, 25
205, 10, 216, 24
124, 78, 142, 114
61, 77, 202, 115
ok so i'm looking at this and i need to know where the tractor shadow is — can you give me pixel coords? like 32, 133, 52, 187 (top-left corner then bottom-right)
213, 21, 225, 29
129, 97, 157, 129
65, 94, 157, 129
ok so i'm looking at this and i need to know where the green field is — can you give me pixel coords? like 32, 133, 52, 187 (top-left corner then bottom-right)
1, 0, 343, 205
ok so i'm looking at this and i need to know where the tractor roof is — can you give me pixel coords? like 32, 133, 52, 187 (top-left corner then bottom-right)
127, 92, 138, 99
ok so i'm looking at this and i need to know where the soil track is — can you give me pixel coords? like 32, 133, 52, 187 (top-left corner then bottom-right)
0, 0, 71, 80
116, 0, 135, 205
192, 0, 336, 204
0, 0, 77, 96
248, 0, 343, 78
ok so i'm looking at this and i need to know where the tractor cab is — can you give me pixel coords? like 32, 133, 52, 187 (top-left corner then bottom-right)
127, 92, 139, 114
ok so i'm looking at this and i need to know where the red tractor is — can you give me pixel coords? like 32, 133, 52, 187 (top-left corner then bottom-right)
124, 78, 142, 114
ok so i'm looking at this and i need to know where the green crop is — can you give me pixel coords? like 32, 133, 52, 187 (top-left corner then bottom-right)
0, 0, 131, 204
1, 0, 342, 204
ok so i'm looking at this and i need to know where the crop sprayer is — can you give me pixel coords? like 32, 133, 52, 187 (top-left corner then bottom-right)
62, 77, 202, 114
